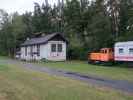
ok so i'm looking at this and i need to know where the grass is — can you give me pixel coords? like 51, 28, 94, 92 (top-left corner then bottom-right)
0, 61, 132, 99
39, 61, 133, 82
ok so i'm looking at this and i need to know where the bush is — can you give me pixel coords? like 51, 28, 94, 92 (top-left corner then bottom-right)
67, 46, 88, 60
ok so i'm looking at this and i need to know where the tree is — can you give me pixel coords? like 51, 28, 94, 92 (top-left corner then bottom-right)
106, 0, 120, 39
0, 12, 28, 56
32, 2, 54, 33
0, 9, 9, 29
0, 9, 10, 55
86, 0, 113, 50
118, 0, 133, 41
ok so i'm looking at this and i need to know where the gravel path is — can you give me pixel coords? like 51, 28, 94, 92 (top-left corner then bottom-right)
2, 59, 133, 93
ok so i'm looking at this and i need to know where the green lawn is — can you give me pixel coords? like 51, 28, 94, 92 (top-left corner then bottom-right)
0, 62, 133, 100
39, 61, 133, 82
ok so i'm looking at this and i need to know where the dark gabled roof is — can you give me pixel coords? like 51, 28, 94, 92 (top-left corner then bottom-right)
21, 33, 67, 46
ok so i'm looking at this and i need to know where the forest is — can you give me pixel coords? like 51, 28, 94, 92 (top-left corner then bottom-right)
0, 0, 133, 60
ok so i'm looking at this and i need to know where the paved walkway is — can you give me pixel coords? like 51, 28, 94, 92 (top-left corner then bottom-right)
2, 59, 133, 93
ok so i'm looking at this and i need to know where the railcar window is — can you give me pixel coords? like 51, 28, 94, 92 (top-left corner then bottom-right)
109, 49, 112, 53
129, 48, 133, 54
119, 48, 124, 54
101, 50, 104, 53
104, 50, 107, 53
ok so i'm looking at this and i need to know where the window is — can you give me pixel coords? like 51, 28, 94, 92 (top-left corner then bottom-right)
101, 50, 104, 53
37, 45, 40, 56
58, 44, 62, 52
119, 48, 124, 54
109, 49, 113, 53
104, 50, 107, 54
25, 46, 27, 56
101, 50, 106, 54
30, 46, 33, 56
51, 44, 56, 52
129, 48, 133, 54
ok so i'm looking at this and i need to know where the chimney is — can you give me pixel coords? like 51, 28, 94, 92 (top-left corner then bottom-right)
41, 33, 46, 37
26, 37, 30, 40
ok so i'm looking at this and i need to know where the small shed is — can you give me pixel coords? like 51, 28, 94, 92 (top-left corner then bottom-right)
20, 33, 68, 61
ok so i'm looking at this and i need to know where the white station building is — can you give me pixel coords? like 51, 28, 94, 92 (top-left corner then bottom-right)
20, 33, 68, 61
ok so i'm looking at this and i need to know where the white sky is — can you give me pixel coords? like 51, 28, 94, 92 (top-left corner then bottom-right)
0, 0, 58, 14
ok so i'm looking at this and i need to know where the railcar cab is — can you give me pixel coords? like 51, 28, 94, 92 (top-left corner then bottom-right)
100, 48, 114, 62
89, 48, 114, 64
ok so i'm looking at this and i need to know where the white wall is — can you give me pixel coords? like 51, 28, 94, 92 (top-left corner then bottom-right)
115, 42, 133, 61
20, 45, 42, 61
46, 41, 66, 61
40, 43, 48, 59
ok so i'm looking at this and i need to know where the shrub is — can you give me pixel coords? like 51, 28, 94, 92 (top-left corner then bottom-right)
67, 46, 88, 60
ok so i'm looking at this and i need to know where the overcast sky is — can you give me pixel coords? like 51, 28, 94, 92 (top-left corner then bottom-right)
0, 0, 58, 14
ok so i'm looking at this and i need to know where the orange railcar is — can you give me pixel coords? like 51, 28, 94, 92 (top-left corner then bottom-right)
89, 48, 114, 63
